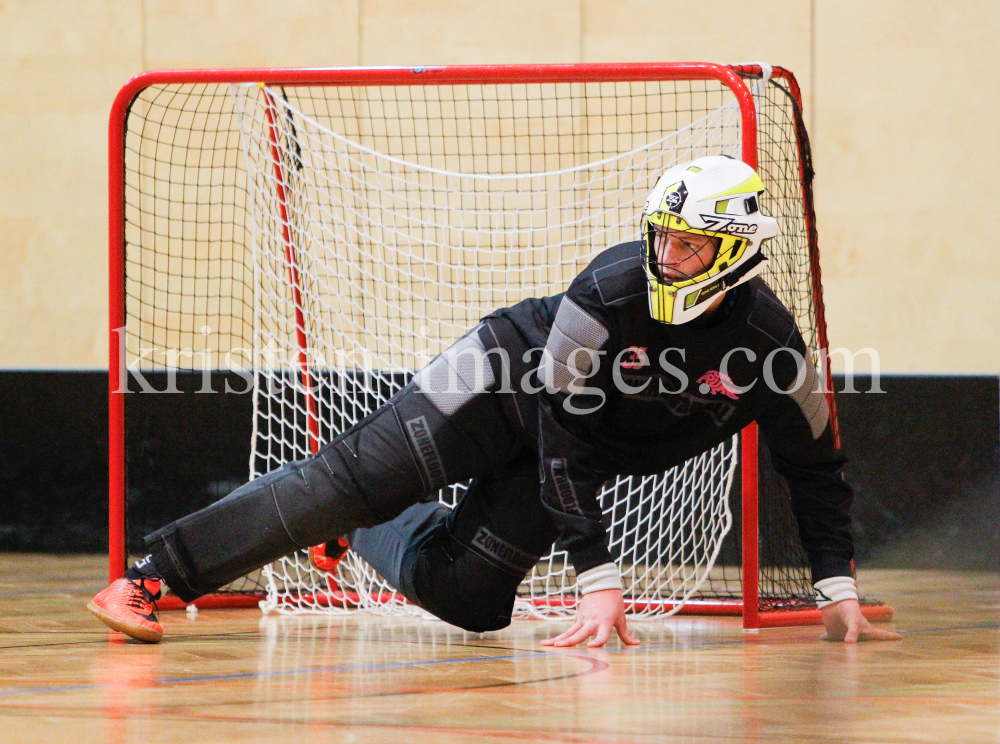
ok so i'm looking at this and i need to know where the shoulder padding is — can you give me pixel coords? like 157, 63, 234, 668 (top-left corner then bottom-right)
590, 244, 647, 307
540, 297, 610, 394
745, 279, 797, 348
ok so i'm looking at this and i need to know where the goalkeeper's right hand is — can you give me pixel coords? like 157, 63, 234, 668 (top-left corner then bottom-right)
540, 588, 641, 648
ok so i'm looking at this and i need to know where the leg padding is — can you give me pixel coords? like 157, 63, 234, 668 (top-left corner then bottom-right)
146, 456, 379, 602
405, 449, 558, 633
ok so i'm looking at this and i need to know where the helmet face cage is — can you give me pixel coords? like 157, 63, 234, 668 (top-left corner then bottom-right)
641, 212, 750, 324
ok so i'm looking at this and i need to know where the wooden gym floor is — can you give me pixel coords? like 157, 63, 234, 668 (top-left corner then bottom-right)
1, 555, 998, 743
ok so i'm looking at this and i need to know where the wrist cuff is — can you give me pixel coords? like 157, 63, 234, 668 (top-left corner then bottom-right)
577, 562, 623, 595
814, 576, 858, 608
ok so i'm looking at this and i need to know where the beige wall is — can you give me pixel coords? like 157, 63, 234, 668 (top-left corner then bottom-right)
1, 0, 996, 372
815, 1, 1000, 373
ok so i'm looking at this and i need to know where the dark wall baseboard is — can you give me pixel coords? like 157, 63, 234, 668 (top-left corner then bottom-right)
835, 376, 999, 570
0, 372, 110, 551
1, 371, 997, 570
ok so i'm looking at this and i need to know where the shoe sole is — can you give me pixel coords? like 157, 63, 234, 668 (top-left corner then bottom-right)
87, 601, 163, 643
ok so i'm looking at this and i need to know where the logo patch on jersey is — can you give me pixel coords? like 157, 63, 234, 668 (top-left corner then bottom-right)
621, 346, 649, 370
696, 370, 740, 400
405, 416, 447, 490
618, 371, 737, 427
472, 527, 537, 574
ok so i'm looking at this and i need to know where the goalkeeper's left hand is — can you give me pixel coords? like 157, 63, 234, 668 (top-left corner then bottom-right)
540, 588, 641, 648
820, 598, 903, 643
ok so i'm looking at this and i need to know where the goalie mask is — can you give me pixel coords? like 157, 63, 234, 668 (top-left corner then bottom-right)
641, 155, 779, 325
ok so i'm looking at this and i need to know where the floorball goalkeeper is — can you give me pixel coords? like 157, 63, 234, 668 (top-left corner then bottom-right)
89, 155, 901, 646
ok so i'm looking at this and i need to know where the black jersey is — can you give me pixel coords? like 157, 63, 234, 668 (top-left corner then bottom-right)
487, 241, 853, 584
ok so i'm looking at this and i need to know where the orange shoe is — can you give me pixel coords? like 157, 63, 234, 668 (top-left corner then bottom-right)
308, 537, 350, 573
87, 576, 164, 643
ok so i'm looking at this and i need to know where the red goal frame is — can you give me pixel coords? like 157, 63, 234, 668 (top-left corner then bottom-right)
107, 62, 892, 630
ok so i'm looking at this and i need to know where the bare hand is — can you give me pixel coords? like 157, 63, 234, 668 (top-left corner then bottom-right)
541, 588, 641, 648
821, 599, 902, 643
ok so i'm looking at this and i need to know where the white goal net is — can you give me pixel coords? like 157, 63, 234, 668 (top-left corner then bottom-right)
234, 82, 745, 619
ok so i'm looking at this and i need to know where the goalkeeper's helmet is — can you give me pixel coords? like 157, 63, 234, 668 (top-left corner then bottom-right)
641, 155, 779, 325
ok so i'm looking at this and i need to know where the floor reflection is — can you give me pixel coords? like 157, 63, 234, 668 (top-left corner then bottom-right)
3, 559, 999, 744
246, 613, 767, 738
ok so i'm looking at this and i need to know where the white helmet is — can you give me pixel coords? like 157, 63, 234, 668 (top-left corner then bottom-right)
641, 155, 779, 325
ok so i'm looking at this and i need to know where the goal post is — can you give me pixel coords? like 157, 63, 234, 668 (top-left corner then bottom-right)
108, 62, 892, 630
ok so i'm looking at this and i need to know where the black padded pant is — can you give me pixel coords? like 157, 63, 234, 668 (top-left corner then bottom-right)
349, 444, 556, 631
146, 348, 558, 632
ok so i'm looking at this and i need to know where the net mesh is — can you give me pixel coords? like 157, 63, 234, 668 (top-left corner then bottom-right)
121, 71, 820, 618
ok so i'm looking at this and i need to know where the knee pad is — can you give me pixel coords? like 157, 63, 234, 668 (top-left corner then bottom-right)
409, 531, 525, 633
262, 455, 383, 547
145, 455, 381, 602
311, 403, 432, 523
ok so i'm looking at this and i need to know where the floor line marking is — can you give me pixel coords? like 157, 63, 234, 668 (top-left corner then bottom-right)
1, 619, 995, 700
0, 649, 584, 699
